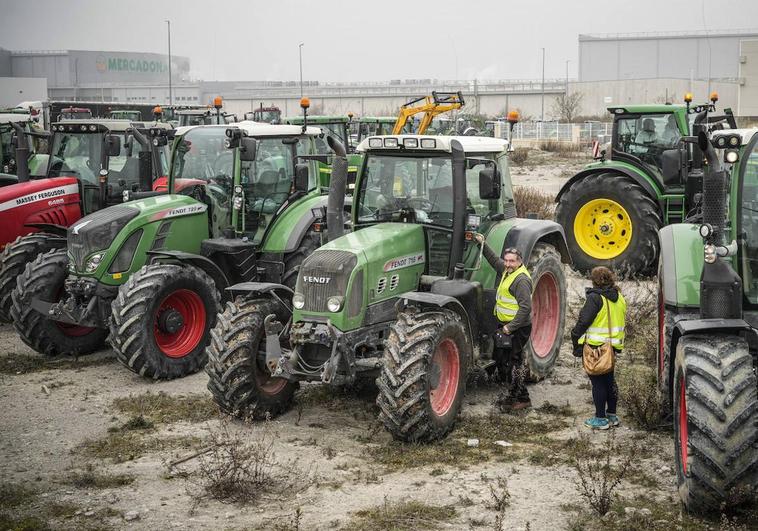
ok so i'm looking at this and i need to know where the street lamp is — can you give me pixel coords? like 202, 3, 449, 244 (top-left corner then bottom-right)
298, 43, 304, 98
540, 47, 545, 122
166, 20, 172, 106
565, 59, 570, 97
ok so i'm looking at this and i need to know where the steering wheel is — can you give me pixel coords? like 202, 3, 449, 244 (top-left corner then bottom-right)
405, 197, 434, 211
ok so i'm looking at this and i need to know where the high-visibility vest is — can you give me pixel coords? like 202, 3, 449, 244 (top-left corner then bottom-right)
578, 294, 627, 349
494, 265, 531, 323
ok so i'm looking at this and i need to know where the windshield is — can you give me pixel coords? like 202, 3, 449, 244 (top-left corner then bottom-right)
614, 113, 682, 173
739, 137, 758, 305
110, 111, 141, 120
48, 132, 103, 182
0, 125, 11, 168
253, 110, 281, 123
171, 127, 231, 185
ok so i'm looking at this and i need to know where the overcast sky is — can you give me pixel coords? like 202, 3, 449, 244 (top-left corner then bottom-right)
2, 0, 757, 82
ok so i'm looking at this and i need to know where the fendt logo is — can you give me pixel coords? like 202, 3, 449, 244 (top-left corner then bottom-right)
302, 276, 331, 284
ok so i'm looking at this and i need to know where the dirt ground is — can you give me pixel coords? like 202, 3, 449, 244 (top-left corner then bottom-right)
0, 151, 752, 531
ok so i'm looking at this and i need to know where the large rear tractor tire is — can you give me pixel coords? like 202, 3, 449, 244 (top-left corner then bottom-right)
555, 173, 662, 277
377, 307, 470, 442
110, 264, 220, 379
206, 298, 297, 420
657, 301, 697, 416
673, 334, 758, 513
281, 230, 321, 289
525, 242, 566, 381
10, 249, 107, 356
0, 232, 64, 323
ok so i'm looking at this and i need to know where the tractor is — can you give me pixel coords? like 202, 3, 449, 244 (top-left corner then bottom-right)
245, 104, 282, 124
12, 122, 346, 380
354, 117, 397, 145
0, 110, 46, 185
206, 132, 570, 442
658, 127, 758, 512
107, 110, 143, 121
555, 93, 737, 277
0, 119, 171, 322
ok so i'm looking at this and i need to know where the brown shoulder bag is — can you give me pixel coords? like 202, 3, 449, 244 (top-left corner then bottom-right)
582, 298, 615, 376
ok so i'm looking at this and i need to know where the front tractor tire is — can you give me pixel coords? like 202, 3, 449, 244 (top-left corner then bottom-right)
377, 308, 469, 442
11, 249, 108, 356
525, 243, 567, 381
110, 264, 221, 379
0, 232, 64, 323
555, 173, 662, 277
674, 334, 758, 513
205, 298, 297, 420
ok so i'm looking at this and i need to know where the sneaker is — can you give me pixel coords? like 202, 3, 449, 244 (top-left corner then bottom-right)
584, 417, 610, 430
510, 400, 532, 411
607, 414, 620, 427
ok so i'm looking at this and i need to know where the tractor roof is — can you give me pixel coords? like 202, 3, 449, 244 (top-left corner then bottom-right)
285, 116, 350, 124
0, 113, 32, 123
608, 104, 687, 114
50, 119, 172, 132
176, 122, 323, 137
358, 116, 397, 123
356, 135, 509, 154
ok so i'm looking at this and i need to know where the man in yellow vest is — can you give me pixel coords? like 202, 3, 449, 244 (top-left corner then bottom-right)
475, 235, 533, 410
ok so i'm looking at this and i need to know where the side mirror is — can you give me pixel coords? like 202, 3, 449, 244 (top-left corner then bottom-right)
239, 137, 257, 162
478, 167, 501, 199
295, 163, 309, 192
661, 149, 685, 183
105, 135, 121, 157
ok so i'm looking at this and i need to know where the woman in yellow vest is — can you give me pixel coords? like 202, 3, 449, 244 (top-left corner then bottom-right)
571, 267, 627, 430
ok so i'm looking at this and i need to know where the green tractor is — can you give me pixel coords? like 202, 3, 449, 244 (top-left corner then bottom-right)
556, 94, 737, 276
354, 117, 398, 144
12, 122, 343, 379
658, 127, 758, 512
206, 134, 570, 441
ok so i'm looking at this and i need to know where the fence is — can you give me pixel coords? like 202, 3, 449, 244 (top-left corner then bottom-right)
494, 122, 612, 144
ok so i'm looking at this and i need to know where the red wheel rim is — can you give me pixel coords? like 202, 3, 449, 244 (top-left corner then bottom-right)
530, 272, 560, 358
658, 290, 665, 378
679, 375, 689, 474
256, 346, 287, 395
153, 289, 206, 358
429, 338, 460, 417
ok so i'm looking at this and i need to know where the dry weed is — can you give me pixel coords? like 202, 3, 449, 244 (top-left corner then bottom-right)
509, 147, 529, 165
513, 185, 555, 220
616, 364, 664, 431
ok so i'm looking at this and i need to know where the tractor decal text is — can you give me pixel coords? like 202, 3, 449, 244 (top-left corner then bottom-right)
0, 184, 79, 213
383, 253, 425, 272
151, 203, 208, 221
302, 276, 331, 284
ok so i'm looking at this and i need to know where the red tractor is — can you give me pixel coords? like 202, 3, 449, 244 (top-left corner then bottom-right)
0, 119, 172, 322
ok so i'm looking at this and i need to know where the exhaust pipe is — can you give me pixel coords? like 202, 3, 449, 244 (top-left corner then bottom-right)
326, 135, 347, 242
128, 128, 154, 192
10, 122, 30, 183
448, 139, 466, 278
698, 131, 726, 245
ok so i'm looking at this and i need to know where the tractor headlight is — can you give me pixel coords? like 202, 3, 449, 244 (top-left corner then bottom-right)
327, 296, 344, 313
292, 293, 305, 309
725, 150, 739, 164
704, 244, 717, 263
85, 252, 105, 273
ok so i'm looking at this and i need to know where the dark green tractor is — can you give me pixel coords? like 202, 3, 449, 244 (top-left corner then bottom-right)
12, 123, 345, 380
658, 127, 758, 512
556, 94, 738, 276
206, 134, 570, 441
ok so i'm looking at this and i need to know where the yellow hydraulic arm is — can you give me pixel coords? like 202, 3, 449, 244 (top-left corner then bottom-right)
392, 91, 465, 135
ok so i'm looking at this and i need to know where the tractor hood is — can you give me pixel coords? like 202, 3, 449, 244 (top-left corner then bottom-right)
294, 223, 427, 331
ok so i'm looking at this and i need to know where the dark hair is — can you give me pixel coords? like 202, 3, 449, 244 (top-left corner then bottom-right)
590, 266, 616, 288
503, 247, 522, 259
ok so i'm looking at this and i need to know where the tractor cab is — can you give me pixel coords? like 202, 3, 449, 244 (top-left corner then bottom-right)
177, 109, 234, 127
355, 117, 397, 144
285, 115, 354, 154
58, 107, 93, 121
168, 123, 325, 244
47, 119, 171, 212
108, 110, 142, 121
245, 104, 282, 124
0, 112, 39, 183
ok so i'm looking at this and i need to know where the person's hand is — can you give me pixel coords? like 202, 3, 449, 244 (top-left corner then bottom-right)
502, 325, 510, 335
474, 233, 484, 245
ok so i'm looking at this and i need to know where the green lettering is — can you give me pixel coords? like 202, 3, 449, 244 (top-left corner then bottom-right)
108, 58, 118, 70
129, 59, 135, 71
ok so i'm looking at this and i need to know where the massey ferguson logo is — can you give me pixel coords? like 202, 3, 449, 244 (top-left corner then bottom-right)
302, 276, 331, 284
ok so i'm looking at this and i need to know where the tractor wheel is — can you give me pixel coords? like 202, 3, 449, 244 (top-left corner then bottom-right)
377, 307, 469, 442
555, 172, 662, 277
0, 232, 64, 323
10, 249, 107, 356
205, 298, 297, 420
525, 242, 566, 381
673, 334, 758, 513
657, 301, 697, 416
110, 264, 220, 379
281, 230, 321, 289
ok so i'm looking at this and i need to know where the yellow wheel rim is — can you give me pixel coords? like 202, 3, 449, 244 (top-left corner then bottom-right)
573, 198, 633, 260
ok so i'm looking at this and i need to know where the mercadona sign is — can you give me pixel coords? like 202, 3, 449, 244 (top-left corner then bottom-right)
96, 56, 168, 74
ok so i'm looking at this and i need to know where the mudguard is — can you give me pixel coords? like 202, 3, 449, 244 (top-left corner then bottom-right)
659, 224, 702, 308
146, 250, 230, 296
675, 318, 753, 337
556, 164, 661, 205
502, 219, 571, 264
226, 281, 294, 311
396, 291, 474, 355
22, 223, 68, 237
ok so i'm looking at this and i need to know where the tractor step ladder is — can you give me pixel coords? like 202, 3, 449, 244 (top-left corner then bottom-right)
662, 194, 686, 224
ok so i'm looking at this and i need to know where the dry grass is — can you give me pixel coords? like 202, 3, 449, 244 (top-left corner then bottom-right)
63, 464, 135, 489
0, 354, 113, 375
620, 282, 658, 362
513, 185, 555, 220
111, 392, 217, 425
76, 431, 203, 463
343, 497, 457, 531
616, 364, 664, 431
509, 147, 529, 165
539, 140, 583, 153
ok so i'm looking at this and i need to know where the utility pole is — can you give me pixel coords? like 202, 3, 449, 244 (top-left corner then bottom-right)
565, 59, 570, 97
166, 20, 173, 106
299, 43, 304, 98
540, 47, 545, 122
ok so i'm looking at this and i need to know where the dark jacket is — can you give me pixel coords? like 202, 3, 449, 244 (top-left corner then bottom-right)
482, 241, 532, 331
571, 285, 621, 357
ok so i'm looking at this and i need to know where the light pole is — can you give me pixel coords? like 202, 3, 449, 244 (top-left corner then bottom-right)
540, 47, 545, 122
565, 59, 570, 97
298, 43, 304, 98
166, 20, 172, 106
